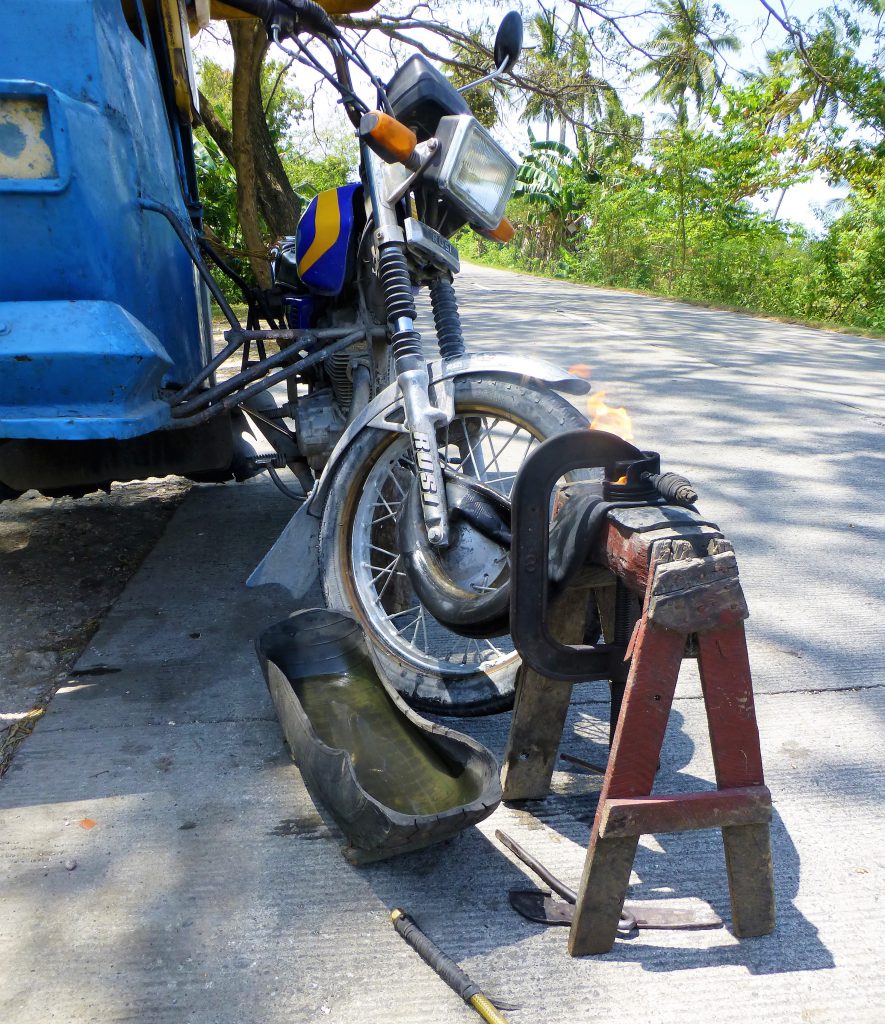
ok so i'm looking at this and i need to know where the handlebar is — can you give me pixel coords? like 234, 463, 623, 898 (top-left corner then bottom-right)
215, 0, 371, 129
222, 0, 338, 39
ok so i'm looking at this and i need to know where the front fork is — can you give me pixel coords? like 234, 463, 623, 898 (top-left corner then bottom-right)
364, 147, 452, 546
398, 364, 449, 546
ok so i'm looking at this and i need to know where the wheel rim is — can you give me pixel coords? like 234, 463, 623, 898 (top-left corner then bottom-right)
349, 409, 545, 678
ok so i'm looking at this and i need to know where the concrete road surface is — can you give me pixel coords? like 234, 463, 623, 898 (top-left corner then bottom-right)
2, 265, 883, 1023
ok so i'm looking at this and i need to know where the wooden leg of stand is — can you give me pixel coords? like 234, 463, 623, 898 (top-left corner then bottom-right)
721, 823, 775, 937
501, 583, 593, 802
569, 621, 686, 956
698, 627, 775, 937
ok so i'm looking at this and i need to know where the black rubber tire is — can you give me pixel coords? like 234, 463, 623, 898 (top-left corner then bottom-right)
318, 374, 589, 716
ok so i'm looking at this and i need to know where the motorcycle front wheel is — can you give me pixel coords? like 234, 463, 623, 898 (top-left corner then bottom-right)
318, 374, 589, 715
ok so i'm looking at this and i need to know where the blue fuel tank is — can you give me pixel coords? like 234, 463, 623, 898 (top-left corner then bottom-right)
0, 0, 209, 440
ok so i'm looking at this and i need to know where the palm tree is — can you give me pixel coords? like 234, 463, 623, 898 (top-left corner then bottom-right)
522, 5, 618, 145
638, 0, 737, 272
757, 16, 844, 137
522, 8, 562, 141
752, 13, 846, 218
639, 0, 739, 126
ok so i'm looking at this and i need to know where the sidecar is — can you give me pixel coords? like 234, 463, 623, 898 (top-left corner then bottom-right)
0, 0, 370, 499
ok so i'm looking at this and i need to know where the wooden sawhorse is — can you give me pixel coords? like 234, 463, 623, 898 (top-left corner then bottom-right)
504, 440, 776, 956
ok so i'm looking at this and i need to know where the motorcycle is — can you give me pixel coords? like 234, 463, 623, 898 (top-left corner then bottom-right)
0, 0, 591, 715
235, 0, 595, 714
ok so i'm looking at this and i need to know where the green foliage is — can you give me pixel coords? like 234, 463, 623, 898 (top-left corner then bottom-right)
194, 57, 356, 297
638, 0, 739, 125
466, 0, 884, 334
284, 128, 359, 197
445, 28, 501, 129
194, 133, 238, 247
806, 175, 885, 329
198, 56, 305, 144
521, 5, 620, 144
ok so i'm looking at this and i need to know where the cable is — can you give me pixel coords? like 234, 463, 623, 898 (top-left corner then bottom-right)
268, 466, 307, 502
336, 31, 392, 113
276, 32, 368, 115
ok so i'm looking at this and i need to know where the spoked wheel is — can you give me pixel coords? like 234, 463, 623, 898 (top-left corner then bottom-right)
319, 375, 589, 715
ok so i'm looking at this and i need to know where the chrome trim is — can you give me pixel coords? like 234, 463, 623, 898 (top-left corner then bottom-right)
457, 59, 509, 94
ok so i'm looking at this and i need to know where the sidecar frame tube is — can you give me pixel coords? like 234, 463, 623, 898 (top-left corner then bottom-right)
167, 329, 367, 429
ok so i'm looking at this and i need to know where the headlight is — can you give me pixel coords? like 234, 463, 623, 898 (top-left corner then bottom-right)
426, 115, 518, 230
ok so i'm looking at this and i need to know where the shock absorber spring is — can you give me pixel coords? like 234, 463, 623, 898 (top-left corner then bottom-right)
429, 276, 465, 360
377, 243, 422, 370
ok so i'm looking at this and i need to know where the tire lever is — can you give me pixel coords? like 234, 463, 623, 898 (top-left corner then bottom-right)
496, 829, 637, 932
390, 909, 516, 1023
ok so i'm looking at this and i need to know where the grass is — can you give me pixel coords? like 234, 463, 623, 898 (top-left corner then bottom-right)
212, 270, 885, 341
460, 258, 885, 341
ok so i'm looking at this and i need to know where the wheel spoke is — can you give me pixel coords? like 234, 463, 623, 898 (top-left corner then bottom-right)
365, 553, 398, 578
345, 388, 573, 685
485, 423, 522, 476
457, 416, 494, 479
389, 604, 422, 621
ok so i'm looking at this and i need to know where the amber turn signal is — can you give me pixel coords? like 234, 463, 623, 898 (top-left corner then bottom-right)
483, 217, 515, 244
359, 111, 417, 163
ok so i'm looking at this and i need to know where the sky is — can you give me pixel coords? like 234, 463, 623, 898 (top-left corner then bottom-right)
192, 0, 873, 230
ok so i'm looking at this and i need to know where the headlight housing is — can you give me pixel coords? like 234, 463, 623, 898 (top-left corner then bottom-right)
425, 115, 518, 230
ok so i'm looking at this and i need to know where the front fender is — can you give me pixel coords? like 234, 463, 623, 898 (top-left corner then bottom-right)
247, 353, 589, 596
306, 353, 590, 518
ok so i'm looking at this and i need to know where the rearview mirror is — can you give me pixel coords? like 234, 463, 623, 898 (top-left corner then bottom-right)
494, 12, 523, 74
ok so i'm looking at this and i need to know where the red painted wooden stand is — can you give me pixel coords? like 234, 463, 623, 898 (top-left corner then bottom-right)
502, 505, 776, 957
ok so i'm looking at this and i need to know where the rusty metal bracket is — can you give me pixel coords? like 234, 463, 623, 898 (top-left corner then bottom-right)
498, 830, 723, 932
510, 430, 660, 682
508, 891, 723, 931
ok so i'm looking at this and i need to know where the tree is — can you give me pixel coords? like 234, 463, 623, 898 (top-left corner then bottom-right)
513, 135, 579, 265
638, 0, 739, 126
522, 8, 561, 140
520, 5, 620, 147
198, 22, 304, 287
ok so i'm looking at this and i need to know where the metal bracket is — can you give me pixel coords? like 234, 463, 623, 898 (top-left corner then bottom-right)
404, 218, 460, 275
373, 224, 405, 245
386, 139, 440, 206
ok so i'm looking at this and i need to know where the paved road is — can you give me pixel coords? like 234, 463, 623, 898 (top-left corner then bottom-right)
2, 265, 883, 1023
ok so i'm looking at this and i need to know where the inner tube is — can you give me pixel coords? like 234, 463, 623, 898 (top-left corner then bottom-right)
397, 473, 513, 638
256, 607, 501, 862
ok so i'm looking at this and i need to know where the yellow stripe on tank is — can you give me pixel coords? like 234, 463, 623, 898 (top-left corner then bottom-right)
298, 189, 342, 277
